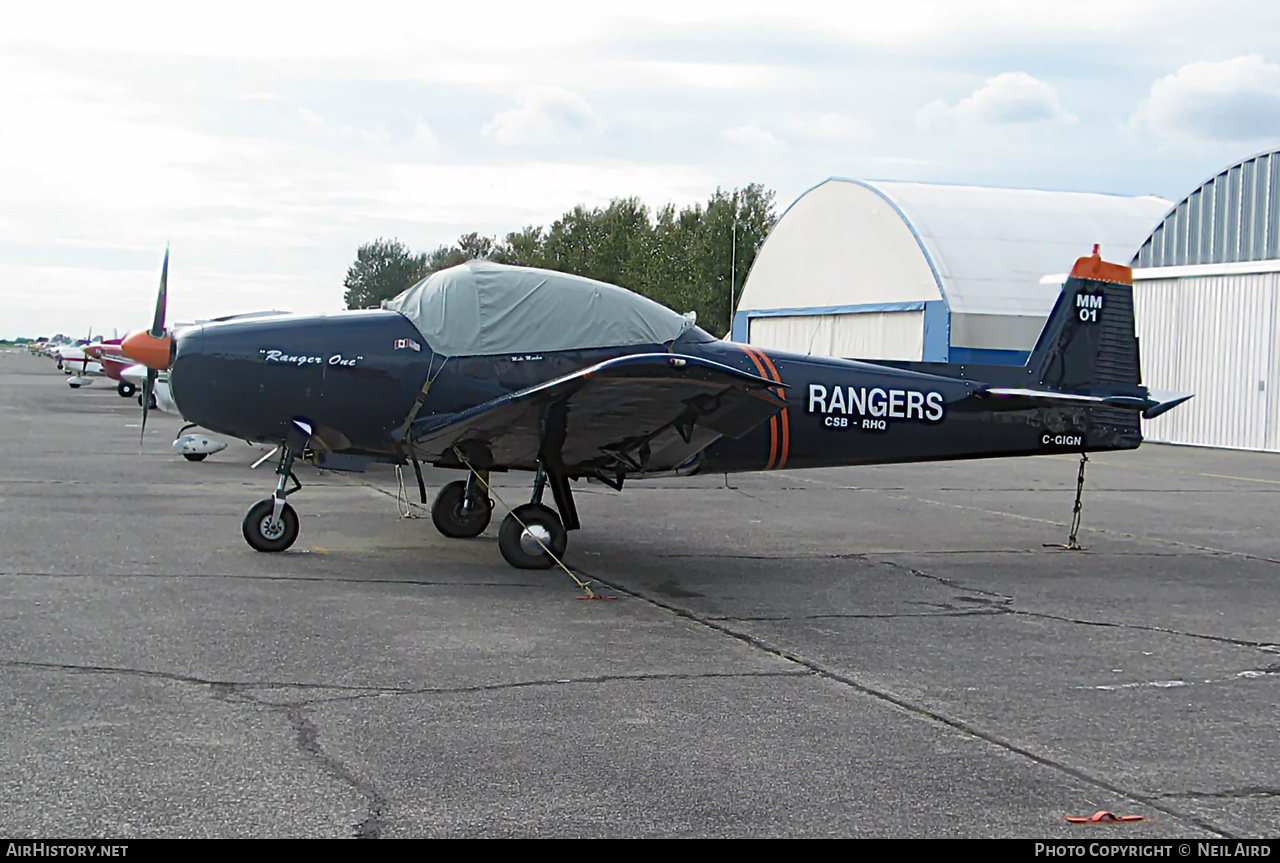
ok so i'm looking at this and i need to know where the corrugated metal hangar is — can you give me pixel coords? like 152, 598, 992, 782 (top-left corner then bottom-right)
734, 178, 1171, 364
1131, 149, 1280, 452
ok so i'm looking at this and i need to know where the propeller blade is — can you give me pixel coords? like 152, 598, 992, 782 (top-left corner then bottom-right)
139, 368, 157, 454
122, 247, 174, 370
150, 247, 168, 338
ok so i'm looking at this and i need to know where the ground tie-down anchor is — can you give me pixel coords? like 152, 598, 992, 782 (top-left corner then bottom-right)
1045, 452, 1088, 551
1065, 810, 1146, 824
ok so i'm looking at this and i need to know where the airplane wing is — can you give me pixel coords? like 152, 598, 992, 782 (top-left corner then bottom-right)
407, 353, 786, 475
977, 387, 1193, 420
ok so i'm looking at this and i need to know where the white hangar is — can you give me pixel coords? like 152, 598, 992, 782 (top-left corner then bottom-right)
1129, 148, 1280, 452
733, 178, 1171, 364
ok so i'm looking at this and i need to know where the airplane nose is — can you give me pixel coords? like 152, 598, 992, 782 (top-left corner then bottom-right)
121, 330, 173, 371
168, 311, 433, 451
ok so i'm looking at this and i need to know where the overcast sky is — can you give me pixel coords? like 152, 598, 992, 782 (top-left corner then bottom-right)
5, 0, 1280, 338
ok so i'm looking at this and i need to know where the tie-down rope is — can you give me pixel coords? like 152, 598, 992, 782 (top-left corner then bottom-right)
452, 447, 597, 598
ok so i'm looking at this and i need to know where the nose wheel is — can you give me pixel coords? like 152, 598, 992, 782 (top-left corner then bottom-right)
242, 419, 311, 554
243, 498, 299, 552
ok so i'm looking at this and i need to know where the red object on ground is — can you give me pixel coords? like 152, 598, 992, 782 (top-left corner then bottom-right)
1065, 811, 1146, 824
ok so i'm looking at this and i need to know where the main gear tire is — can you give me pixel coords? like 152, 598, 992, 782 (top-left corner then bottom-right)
431, 480, 493, 538
498, 504, 567, 570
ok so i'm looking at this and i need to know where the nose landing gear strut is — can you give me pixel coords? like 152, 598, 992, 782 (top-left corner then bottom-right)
242, 419, 312, 553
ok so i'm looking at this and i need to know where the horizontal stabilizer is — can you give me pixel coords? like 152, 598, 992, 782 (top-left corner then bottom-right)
1140, 389, 1195, 420
978, 386, 1193, 418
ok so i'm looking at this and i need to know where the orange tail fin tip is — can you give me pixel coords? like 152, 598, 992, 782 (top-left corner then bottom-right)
1070, 245, 1133, 286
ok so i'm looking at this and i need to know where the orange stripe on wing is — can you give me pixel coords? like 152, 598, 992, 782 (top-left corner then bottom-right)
741, 346, 778, 471
752, 349, 790, 470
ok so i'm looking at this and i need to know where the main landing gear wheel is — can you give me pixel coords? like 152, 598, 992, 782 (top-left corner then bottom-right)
431, 480, 493, 538
137, 392, 157, 409
117, 381, 136, 398
498, 503, 567, 570
183, 453, 207, 462
242, 498, 299, 552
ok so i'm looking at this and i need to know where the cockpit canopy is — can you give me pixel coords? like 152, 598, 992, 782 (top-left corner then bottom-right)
383, 260, 695, 357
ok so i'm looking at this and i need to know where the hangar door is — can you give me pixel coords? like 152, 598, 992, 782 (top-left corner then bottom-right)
748, 310, 925, 361
1135, 273, 1280, 452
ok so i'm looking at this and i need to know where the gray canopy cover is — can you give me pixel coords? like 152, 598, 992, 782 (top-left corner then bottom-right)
383, 260, 694, 357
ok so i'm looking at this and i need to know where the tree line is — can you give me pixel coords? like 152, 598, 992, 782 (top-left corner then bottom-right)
342, 184, 776, 337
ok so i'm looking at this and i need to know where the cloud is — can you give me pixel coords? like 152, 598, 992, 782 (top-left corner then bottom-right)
721, 123, 782, 148
1133, 55, 1280, 143
917, 71, 1076, 132
297, 107, 326, 131
295, 107, 389, 144
413, 121, 440, 154
483, 87, 604, 146
807, 112, 870, 141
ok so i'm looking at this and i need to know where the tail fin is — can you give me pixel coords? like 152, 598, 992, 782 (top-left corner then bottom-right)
979, 250, 1191, 424
872, 247, 1190, 423
1025, 249, 1141, 392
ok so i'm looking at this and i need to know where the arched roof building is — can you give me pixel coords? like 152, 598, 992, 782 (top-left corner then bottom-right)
734, 178, 1171, 363
1128, 148, 1280, 452
1134, 149, 1280, 268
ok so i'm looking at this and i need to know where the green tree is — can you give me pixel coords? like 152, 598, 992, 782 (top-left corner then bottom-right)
343, 184, 777, 329
343, 238, 429, 308
689, 184, 777, 336
632, 184, 776, 336
419, 232, 503, 281
540, 198, 653, 289
492, 226, 546, 267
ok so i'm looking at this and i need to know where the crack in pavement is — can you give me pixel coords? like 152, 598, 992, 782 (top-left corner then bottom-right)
1156, 787, 1280, 800
2, 659, 390, 838
871, 559, 1280, 651
1001, 608, 1280, 651
0, 571, 534, 588
722, 485, 775, 507
1, 660, 807, 701
1, 660, 407, 694
3, 659, 810, 837
874, 558, 1015, 603
570, 564, 1236, 839
652, 549, 1189, 559
774, 471, 1280, 568
282, 704, 388, 839
877, 492, 1280, 568
713, 609, 1007, 622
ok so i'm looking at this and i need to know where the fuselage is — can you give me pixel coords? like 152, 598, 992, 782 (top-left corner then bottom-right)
167, 308, 1141, 477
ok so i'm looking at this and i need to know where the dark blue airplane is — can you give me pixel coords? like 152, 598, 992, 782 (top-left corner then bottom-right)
122, 250, 1189, 569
